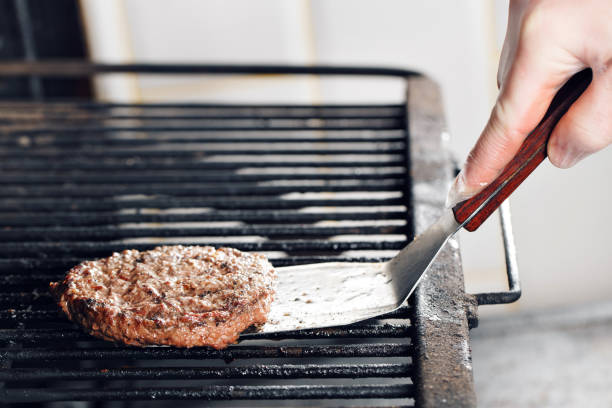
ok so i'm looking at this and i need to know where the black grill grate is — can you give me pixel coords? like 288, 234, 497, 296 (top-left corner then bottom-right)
0, 94, 420, 405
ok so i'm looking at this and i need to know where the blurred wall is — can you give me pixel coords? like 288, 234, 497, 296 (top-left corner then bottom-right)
80, 0, 612, 315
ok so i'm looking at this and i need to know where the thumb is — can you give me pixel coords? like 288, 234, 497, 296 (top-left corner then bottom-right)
548, 68, 612, 169
447, 43, 580, 207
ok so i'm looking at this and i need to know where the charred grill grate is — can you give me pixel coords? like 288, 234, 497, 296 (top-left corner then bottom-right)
0, 64, 479, 407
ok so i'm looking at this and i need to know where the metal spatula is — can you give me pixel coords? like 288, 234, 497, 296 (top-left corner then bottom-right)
250, 69, 592, 335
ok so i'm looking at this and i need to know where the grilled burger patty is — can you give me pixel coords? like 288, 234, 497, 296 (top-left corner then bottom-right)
49, 245, 277, 349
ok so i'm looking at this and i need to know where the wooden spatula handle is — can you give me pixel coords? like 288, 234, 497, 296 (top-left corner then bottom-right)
453, 68, 593, 232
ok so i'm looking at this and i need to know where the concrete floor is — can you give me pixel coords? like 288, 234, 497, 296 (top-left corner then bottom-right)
470, 301, 612, 408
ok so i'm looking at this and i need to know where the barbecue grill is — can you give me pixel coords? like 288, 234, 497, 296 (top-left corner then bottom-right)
0, 63, 520, 407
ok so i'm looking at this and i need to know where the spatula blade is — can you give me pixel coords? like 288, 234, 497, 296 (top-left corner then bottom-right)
250, 262, 399, 334
248, 210, 460, 335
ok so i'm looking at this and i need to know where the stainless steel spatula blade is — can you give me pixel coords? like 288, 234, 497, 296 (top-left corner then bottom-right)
252, 210, 459, 334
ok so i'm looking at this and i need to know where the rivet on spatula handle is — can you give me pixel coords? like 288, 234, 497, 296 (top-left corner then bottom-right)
453, 68, 593, 232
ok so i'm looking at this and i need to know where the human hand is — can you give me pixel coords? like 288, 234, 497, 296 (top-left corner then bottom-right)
446, 0, 612, 207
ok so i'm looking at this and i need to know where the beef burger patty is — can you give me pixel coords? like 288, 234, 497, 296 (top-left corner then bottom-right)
49, 245, 277, 349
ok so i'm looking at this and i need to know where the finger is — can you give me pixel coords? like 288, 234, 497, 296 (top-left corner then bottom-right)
447, 40, 581, 207
548, 67, 612, 168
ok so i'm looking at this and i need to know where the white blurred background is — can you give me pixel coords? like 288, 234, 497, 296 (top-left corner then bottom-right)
79, 0, 612, 317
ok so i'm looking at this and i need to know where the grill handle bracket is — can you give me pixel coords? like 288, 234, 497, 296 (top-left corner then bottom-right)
471, 201, 521, 305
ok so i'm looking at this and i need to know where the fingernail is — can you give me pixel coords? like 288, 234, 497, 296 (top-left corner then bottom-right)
445, 170, 471, 208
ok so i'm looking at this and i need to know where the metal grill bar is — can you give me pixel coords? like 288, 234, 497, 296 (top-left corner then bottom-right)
0, 149, 404, 159
0, 241, 406, 256
1, 107, 405, 130
0, 137, 405, 148
1, 384, 415, 402
0, 324, 412, 341
0, 171, 405, 185
0, 159, 405, 171
1, 113, 402, 120
4, 123, 402, 133
1, 210, 408, 227
0, 197, 405, 212
0, 225, 408, 241
0, 181, 403, 198
0, 61, 419, 77
1, 343, 412, 361
1, 363, 413, 381
0, 159, 403, 171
